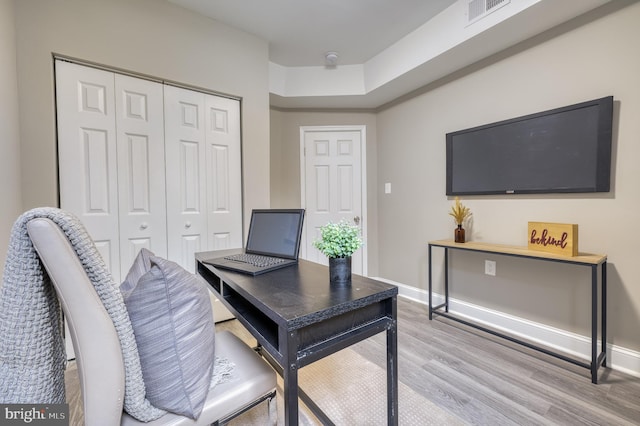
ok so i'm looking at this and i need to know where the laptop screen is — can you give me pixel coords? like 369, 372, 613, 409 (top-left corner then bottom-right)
245, 209, 305, 259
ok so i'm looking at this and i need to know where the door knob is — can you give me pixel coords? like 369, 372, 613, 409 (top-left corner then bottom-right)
140, 222, 148, 230
185, 221, 192, 228
354, 216, 360, 225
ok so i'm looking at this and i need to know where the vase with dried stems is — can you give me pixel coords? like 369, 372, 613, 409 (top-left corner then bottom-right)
448, 197, 472, 243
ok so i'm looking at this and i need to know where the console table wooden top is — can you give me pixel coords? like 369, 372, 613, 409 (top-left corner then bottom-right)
429, 239, 607, 265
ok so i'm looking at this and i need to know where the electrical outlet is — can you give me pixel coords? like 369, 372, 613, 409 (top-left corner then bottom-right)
485, 260, 496, 276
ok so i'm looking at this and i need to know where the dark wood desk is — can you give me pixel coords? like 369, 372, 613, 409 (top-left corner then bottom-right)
196, 250, 399, 425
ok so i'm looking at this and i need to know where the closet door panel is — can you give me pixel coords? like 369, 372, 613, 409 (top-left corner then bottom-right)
115, 74, 167, 278
56, 61, 120, 276
205, 96, 243, 250
58, 61, 243, 287
164, 85, 208, 272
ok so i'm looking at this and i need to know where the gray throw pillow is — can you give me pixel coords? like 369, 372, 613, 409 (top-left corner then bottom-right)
121, 248, 154, 299
121, 251, 215, 419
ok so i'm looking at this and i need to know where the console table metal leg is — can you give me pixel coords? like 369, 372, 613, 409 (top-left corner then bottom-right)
602, 261, 607, 367
591, 264, 598, 384
428, 245, 433, 320
444, 248, 449, 312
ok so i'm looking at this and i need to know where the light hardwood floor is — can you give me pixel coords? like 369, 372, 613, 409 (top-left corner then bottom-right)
66, 296, 640, 425
349, 297, 640, 425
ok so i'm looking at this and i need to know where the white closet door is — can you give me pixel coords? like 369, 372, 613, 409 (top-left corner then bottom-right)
58, 61, 242, 283
114, 74, 167, 279
164, 86, 243, 272
205, 95, 243, 251
164, 85, 209, 271
56, 61, 120, 276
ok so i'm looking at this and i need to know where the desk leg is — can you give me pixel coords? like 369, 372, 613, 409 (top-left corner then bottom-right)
283, 330, 299, 426
387, 296, 399, 426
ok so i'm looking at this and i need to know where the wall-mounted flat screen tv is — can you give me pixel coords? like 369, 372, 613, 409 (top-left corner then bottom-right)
446, 96, 613, 195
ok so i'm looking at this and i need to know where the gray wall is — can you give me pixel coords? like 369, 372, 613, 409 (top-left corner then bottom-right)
0, 0, 22, 270
375, 2, 640, 351
12, 0, 270, 236
272, 2, 640, 354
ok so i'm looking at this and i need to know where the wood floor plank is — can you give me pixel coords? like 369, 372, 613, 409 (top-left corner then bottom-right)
350, 297, 640, 425
425, 349, 553, 417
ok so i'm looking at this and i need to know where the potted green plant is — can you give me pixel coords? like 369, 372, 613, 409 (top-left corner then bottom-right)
313, 220, 363, 284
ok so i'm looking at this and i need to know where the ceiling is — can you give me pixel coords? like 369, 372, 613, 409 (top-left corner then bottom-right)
167, 0, 457, 67
168, 0, 613, 109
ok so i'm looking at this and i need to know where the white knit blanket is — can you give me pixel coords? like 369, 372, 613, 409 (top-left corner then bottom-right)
0, 208, 165, 421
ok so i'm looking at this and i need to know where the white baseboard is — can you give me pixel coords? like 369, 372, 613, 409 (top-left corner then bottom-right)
372, 277, 640, 379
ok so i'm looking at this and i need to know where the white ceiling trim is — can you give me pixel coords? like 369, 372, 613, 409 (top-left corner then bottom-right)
270, 63, 366, 98
270, 0, 612, 109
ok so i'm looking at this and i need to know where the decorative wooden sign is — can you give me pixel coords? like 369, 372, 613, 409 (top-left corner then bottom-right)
528, 222, 578, 257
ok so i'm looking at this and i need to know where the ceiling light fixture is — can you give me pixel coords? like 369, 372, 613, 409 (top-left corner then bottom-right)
325, 51, 338, 67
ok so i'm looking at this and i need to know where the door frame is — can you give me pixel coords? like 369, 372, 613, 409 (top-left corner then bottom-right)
299, 125, 368, 276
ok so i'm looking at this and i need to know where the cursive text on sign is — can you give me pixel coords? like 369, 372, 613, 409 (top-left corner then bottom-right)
530, 229, 569, 249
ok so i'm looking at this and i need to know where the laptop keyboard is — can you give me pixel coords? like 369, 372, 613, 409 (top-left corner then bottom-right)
224, 253, 287, 268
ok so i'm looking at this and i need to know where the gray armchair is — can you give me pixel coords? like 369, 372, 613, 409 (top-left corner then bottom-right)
26, 217, 276, 425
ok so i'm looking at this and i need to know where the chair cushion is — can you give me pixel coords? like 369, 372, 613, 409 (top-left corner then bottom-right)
121, 331, 277, 426
121, 250, 215, 419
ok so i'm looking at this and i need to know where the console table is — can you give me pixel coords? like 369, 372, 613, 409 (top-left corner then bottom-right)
428, 239, 607, 384
196, 250, 399, 425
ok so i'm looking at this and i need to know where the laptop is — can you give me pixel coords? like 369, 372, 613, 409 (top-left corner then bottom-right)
204, 209, 305, 275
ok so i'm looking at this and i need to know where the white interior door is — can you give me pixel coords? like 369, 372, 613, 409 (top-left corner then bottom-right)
201, 95, 242, 322
204, 95, 243, 251
57, 61, 241, 323
56, 61, 120, 276
300, 126, 367, 276
114, 74, 167, 279
164, 86, 243, 273
57, 61, 168, 282
164, 85, 209, 272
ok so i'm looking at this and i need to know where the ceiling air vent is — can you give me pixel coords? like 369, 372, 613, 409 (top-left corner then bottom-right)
467, 0, 510, 25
